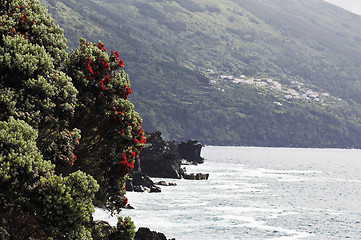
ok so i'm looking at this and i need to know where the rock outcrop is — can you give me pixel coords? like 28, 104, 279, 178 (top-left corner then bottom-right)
183, 173, 209, 180
154, 181, 177, 186
177, 140, 204, 164
126, 131, 208, 192
139, 131, 185, 179
126, 170, 161, 193
134, 227, 175, 240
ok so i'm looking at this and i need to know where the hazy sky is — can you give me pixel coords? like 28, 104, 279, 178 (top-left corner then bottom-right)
323, 0, 361, 15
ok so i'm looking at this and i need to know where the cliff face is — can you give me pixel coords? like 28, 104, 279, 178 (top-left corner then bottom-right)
140, 131, 184, 179
177, 140, 204, 164
126, 131, 206, 192
139, 131, 205, 179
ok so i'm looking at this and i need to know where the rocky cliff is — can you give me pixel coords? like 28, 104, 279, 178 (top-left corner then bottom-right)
126, 131, 206, 192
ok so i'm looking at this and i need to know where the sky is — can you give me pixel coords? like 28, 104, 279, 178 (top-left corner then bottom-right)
323, 0, 361, 15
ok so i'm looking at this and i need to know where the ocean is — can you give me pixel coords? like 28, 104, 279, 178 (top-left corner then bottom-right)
94, 146, 361, 239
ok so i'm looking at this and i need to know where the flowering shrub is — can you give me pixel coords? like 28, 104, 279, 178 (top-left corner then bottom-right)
65, 39, 146, 211
0, 0, 145, 238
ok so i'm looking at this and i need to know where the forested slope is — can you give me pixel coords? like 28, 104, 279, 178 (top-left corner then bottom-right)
40, 0, 361, 147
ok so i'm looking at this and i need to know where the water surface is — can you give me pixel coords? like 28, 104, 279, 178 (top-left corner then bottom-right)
94, 147, 361, 239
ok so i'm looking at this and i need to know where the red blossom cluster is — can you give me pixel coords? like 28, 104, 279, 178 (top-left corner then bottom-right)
110, 107, 146, 147
82, 54, 110, 98
79, 41, 134, 102
109, 107, 146, 176
75, 41, 146, 177
122, 85, 132, 100
80, 43, 131, 100
115, 150, 135, 176
110, 50, 124, 69
97, 42, 106, 53
134, 134, 147, 150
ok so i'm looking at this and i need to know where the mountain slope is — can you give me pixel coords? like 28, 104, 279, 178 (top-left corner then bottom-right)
40, 0, 361, 147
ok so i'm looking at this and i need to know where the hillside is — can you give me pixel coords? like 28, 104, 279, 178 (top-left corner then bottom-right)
40, 0, 361, 147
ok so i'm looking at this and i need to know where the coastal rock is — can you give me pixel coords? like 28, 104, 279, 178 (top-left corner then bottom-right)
126, 171, 161, 193
127, 131, 207, 193
183, 173, 209, 180
134, 227, 169, 240
177, 140, 204, 164
139, 131, 184, 179
154, 180, 177, 186
125, 204, 135, 209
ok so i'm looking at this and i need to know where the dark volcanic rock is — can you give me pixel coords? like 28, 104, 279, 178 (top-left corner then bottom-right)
139, 131, 184, 179
177, 140, 204, 164
127, 131, 208, 192
134, 227, 171, 240
125, 204, 135, 209
183, 173, 209, 180
154, 180, 177, 186
126, 170, 161, 193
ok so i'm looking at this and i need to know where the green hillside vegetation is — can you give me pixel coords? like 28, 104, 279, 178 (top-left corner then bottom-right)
40, 0, 361, 147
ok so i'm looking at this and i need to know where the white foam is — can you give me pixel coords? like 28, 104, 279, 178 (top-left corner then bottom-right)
93, 208, 117, 226
241, 220, 313, 240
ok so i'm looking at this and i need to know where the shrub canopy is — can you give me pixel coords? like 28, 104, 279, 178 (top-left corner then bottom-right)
0, 0, 143, 239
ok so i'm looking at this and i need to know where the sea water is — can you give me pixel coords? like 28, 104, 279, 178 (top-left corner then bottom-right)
94, 146, 361, 239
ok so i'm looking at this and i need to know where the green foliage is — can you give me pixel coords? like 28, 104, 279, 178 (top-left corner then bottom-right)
91, 217, 135, 240
135, 2, 166, 21
109, 217, 136, 240
0, 117, 53, 206
37, 171, 99, 239
0, 34, 77, 129
1, 0, 143, 238
0, 0, 78, 170
0, 118, 98, 239
0, 0, 67, 65
64, 39, 146, 212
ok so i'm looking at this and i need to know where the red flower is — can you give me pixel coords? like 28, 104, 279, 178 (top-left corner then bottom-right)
115, 159, 130, 176
121, 153, 127, 162
97, 42, 106, 52
129, 161, 134, 169
118, 60, 124, 68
